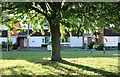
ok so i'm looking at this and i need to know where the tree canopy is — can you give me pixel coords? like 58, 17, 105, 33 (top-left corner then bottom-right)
2, 2, 120, 33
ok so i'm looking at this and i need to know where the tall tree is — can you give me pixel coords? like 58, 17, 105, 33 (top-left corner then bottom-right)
1, 2, 119, 61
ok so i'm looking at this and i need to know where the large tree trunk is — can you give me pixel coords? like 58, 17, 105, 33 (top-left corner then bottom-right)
49, 20, 62, 61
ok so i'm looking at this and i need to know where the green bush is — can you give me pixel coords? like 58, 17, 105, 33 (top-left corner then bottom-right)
2, 42, 7, 48
12, 43, 18, 50
9, 41, 13, 47
88, 42, 96, 49
96, 43, 105, 50
118, 42, 120, 50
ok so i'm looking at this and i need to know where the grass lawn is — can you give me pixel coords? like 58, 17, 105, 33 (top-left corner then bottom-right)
0, 48, 119, 77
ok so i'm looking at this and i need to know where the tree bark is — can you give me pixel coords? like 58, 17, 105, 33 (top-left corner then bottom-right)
49, 19, 62, 61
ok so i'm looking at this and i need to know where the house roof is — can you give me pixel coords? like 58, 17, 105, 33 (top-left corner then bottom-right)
29, 30, 50, 36
63, 30, 82, 37
18, 32, 28, 37
17, 30, 82, 37
1, 29, 83, 37
104, 29, 120, 36
18, 30, 50, 37
6, 29, 120, 37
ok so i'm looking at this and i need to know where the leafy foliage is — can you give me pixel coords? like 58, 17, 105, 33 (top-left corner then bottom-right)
2, 42, 7, 48
12, 43, 18, 50
2, 2, 120, 35
88, 42, 96, 49
96, 43, 105, 50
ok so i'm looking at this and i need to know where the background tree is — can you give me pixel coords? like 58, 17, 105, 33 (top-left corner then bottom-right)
1, 2, 119, 61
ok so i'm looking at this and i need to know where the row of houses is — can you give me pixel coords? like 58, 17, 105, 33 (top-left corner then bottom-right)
0, 23, 120, 48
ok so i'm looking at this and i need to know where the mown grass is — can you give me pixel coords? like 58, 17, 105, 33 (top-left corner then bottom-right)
0, 48, 119, 77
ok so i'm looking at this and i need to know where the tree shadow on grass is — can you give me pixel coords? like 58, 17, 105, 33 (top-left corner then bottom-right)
1, 65, 61, 77
1, 64, 88, 77
36, 59, 119, 77
2, 66, 35, 76
60, 60, 118, 77
37, 60, 91, 77
1, 59, 119, 77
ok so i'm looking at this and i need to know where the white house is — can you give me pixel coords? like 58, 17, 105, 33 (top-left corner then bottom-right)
104, 29, 120, 47
1, 24, 120, 48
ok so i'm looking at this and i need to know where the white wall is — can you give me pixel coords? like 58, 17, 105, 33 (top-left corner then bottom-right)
0, 37, 17, 44
104, 36, 118, 47
24, 36, 45, 47
0, 37, 7, 44
70, 36, 82, 47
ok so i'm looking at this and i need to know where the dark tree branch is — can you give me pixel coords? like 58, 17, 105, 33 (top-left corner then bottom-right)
48, 2, 62, 12
48, 2, 54, 11
36, 2, 48, 13
31, 6, 48, 19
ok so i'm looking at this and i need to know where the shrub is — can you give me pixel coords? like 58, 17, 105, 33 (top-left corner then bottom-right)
83, 43, 88, 49
88, 42, 96, 49
118, 42, 120, 50
12, 43, 18, 50
2, 42, 7, 48
96, 43, 105, 50
9, 41, 13, 47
